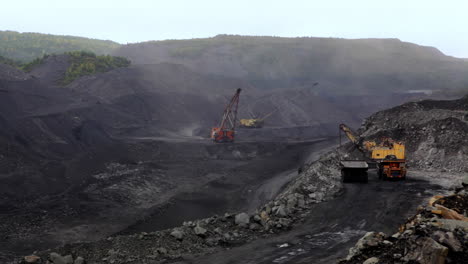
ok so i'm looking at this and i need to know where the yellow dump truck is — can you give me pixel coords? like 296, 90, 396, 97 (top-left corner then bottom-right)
339, 124, 407, 181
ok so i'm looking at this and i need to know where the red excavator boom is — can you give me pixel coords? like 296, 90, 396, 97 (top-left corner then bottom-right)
211, 88, 241, 143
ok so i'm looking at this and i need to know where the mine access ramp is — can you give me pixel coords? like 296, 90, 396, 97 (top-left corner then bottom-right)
340, 160, 368, 183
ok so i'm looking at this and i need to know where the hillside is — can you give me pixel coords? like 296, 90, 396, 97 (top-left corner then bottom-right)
114, 35, 468, 95
1, 35, 468, 263
0, 30, 120, 62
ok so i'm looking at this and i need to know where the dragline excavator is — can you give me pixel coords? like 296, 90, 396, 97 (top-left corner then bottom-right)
211, 88, 241, 143
339, 123, 407, 181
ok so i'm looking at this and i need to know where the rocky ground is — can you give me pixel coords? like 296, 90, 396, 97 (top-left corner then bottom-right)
339, 187, 468, 264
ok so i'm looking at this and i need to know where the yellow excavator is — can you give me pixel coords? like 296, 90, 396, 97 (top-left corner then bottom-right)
339, 123, 407, 181
239, 109, 277, 128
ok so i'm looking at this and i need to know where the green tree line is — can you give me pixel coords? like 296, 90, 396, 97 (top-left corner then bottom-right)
1, 51, 130, 85
61, 51, 130, 85
0, 30, 120, 62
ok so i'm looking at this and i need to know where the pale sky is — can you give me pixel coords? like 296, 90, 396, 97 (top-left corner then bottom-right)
1, 0, 467, 58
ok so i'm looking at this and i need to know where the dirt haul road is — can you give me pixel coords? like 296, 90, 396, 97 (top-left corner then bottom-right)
186, 171, 451, 264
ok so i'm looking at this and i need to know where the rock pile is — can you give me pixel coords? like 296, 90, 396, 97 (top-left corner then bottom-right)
277, 151, 343, 203
340, 187, 468, 264
359, 95, 468, 173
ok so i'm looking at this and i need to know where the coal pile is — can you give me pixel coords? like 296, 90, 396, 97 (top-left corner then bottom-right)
339, 187, 468, 264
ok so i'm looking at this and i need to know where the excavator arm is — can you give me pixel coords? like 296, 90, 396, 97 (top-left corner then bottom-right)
339, 124, 359, 146
339, 123, 377, 153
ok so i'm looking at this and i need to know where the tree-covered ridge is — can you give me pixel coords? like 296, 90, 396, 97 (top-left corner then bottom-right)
0, 30, 120, 62
62, 51, 131, 85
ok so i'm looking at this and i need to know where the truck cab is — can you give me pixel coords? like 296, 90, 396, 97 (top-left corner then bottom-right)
378, 155, 407, 180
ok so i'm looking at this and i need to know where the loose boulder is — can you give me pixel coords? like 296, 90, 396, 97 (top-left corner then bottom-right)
403, 237, 448, 264
235, 212, 250, 226
74, 257, 85, 264
49, 253, 73, 264
170, 229, 185, 240
194, 224, 208, 237
23, 255, 41, 263
363, 257, 379, 264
